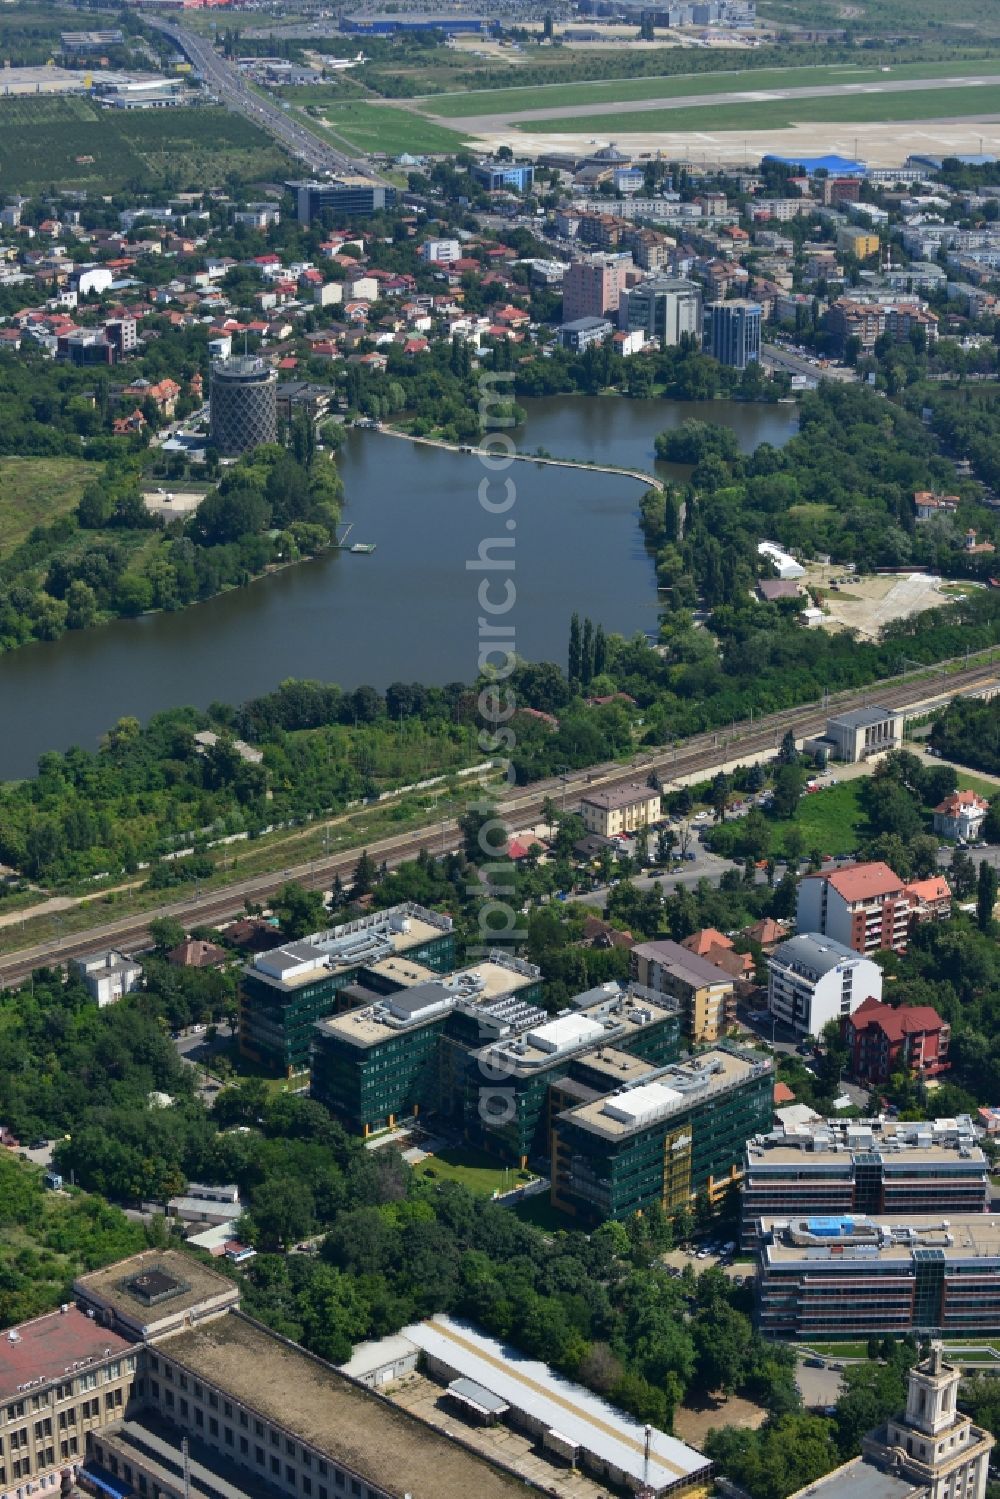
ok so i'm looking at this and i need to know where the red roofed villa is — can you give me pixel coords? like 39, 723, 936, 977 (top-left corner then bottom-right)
845, 995, 950, 1084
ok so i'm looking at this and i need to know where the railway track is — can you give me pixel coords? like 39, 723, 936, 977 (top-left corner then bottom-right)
0, 658, 994, 987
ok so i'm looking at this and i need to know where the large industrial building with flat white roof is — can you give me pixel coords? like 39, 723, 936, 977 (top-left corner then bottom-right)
400, 1314, 713, 1498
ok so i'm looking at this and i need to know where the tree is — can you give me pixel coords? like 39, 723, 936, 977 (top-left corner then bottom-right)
778, 729, 798, 765
352, 850, 377, 896
977, 860, 997, 932
951, 847, 976, 899
772, 764, 806, 819
273, 882, 326, 940
150, 918, 185, 954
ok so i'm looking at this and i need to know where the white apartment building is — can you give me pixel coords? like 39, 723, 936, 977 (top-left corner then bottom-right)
767, 932, 882, 1037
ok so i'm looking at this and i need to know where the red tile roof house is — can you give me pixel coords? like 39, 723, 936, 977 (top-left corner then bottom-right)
845, 996, 950, 1085
681, 928, 754, 982
933, 789, 989, 842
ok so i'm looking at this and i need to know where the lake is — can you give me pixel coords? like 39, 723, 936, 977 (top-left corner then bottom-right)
0, 395, 795, 777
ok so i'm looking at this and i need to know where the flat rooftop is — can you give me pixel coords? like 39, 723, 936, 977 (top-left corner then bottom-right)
829, 705, 901, 729
248, 905, 451, 991
476, 983, 678, 1078
761, 1214, 1000, 1266
746, 1116, 986, 1170
404, 1315, 711, 1490
563, 1047, 770, 1140
75, 1250, 238, 1325
789, 1455, 923, 1499
0, 1307, 133, 1401
363, 955, 437, 987
156, 1313, 530, 1499
315, 958, 541, 1047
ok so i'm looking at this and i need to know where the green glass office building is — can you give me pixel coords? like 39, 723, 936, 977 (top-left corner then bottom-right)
238, 904, 455, 1075
551, 1046, 774, 1222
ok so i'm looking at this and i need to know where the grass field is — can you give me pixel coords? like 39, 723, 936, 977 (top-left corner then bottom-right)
414, 1145, 536, 1196
955, 769, 1000, 798
0, 456, 94, 556
0, 97, 292, 195
419, 55, 1000, 118
310, 100, 467, 154
773, 780, 865, 859
524, 80, 1000, 135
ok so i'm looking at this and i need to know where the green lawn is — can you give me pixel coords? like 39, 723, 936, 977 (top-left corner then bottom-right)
774, 780, 866, 859
414, 1145, 536, 1196
525, 79, 1000, 135
310, 100, 468, 154
954, 769, 1000, 798
0, 456, 95, 556
420, 55, 1000, 118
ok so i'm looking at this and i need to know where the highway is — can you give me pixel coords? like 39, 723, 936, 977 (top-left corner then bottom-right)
146, 17, 383, 182
0, 657, 995, 988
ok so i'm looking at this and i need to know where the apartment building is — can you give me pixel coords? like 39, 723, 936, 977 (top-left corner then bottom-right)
578, 782, 660, 838
550, 1045, 774, 1222
845, 996, 951, 1085
238, 904, 455, 1074
560, 256, 627, 323
0, 1308, 138, 1499
740, 1115, 989, 1248
767, 933, 882, 1037
69, 952, 143, 1008
631, 939, 736, 1043
796, 862, 913, 956
756, 1214, 1000, 1340
827, 295, 939, 353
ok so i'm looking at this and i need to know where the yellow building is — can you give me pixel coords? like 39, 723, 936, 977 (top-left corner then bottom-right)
630, 938, 736, 1043
579, 782, 660, 839
836, 228, 880, 260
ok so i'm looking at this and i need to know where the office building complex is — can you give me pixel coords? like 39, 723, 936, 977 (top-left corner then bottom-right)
741, 1115, 989, 1248
558, 316, 613, 352
289, 178, 396, 224
209, 356, 277, 457
466, 981, 682, 1165
767, 933, 882, 1038
551, 1045, 773, 1222
618, 276, 702, 347
469, 159, 534, 193
310, 954, 543, 1138
630, 939, 735, 1042
238, 904, 455, 1074
791, 1350, 993, 1499
62, 1250, 537, 1499
756, 1214, 1000, 1340
702, 299, 762, 368
827, 296, 939, 354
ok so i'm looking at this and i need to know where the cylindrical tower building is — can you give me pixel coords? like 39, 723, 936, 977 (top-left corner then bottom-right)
210, 356, 277, 456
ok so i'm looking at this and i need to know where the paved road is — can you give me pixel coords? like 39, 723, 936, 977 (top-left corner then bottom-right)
147, 18, 384, 182
0, 658, 996, 987
763, 342, 856, 385
434, 70, 1000, 130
